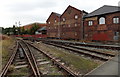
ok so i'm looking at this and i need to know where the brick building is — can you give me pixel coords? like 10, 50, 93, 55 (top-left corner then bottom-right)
84, 5, 120, 42
46, 5, 87, 40
60, 5, 87, 40
46, 12, 61, 38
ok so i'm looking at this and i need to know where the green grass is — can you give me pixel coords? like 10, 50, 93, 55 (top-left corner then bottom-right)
8, 67, 29, 76
36, 43, 100, 74
1, 36, 16, 68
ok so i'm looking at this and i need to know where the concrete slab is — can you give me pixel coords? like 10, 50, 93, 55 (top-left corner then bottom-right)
87, 56, 119, 75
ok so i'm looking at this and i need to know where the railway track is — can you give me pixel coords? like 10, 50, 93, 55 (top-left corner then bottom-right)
47, 41, 116, 56
41, 40, 120, 50
19, 41, 42, 77
0, 41, 19, 77
42, 41, 116, 61
24, 40, 79, 76
3, 38, 116, 76
1, 40, 42, 77
1, 39, 80, 76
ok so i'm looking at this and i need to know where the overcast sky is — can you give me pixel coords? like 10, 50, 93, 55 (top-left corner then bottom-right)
0, 0, 120, 28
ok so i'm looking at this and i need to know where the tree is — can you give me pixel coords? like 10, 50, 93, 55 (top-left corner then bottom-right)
29, 23, 39, 35
12, 25, 17, 35
0, 27, 4, 34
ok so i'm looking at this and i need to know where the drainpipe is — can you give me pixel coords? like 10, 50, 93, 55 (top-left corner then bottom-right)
58, 22, 60, 39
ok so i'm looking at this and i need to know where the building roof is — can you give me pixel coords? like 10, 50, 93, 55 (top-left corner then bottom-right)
46, 12, 61, 22
84, 5, 120, 18
61, 5, 88, 17
53, 12, 61, 17
37, 26, 46, 31
20, 22, 47, 30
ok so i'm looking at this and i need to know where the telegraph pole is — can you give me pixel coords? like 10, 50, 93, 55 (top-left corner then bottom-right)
18, 21, 21, 35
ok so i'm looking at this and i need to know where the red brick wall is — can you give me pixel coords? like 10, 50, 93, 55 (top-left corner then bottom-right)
46, 13, 60, 38
60, 6, 84, 40
84, 12, 120, 41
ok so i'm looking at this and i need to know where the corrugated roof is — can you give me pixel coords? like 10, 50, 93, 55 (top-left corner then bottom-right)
84, 5, 120, 18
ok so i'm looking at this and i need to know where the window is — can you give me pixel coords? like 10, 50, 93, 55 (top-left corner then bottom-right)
99, 17, 105, 24
114, 32, 119, 36
68, 25, 71, 27
63, 25, 65, 27
48, 26, 50, 29
75, 32, 77, 36
55, 19, 57, 22
113, 17, 119, 24
88, 21, 93, 26
48, 21, 50, 24
55, 27, 56, 29
75, 23, 77, 27
75, 15, 78, 19
63, 18, 65, 21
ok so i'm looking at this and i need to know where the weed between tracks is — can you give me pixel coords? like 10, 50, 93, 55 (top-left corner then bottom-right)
33, 42, 100, 74
7, 66, 29, 76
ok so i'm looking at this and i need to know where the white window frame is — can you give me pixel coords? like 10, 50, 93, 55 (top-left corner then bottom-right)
55, 19, 57, 22
113, 17, 119, 24
48, 21, 50, 24
68, 24, 71, 27
75, 23, 77, 27
63, 18, 65, 21
75, 15, 78, 19
48, 27, 50, 29
75, 32, 77, 36
88, 21, 93, 26
99, 17, 105, 24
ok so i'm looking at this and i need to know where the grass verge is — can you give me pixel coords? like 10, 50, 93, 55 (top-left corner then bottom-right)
34, 42, 101, 74
1, 35, 16, 68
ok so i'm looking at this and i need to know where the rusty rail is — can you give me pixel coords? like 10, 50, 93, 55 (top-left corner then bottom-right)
19, 41, 42, 77
43, 40, 120, 50
0, 41, 18, 77
25, 40, 79, 77
43, 42, 109, 61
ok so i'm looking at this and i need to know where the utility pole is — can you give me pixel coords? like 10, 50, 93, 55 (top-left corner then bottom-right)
18, 21, 21, 35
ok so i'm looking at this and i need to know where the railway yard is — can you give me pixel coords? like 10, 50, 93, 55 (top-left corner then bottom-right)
1, 37, 120, 77
1, 1, 120, 77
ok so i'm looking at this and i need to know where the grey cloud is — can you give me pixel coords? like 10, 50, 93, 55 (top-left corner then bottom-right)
6, 0, 58, 12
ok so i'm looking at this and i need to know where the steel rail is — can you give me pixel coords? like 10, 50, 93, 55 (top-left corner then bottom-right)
46, 42, 115, 57
25, 41, 80, 77
43, 40, 120, 50
0, 41, 18, 77
22, 41, 42, 76
19, 42, 41, 77
43, 42, 109, 61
